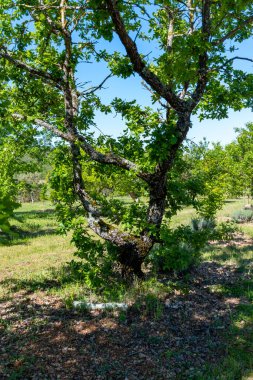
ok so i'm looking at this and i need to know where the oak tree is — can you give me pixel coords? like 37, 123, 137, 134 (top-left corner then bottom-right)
1, 0, 253, 276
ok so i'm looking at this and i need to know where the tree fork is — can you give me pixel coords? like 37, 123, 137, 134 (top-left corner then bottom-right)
70, 141, 153, 277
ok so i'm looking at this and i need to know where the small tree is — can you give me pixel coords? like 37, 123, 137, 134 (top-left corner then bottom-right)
227, 123, 253, 200
0, 137, 21, 235
1, 1, 253, 276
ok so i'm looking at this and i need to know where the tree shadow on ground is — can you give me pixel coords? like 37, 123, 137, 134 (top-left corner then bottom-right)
14, 208, 55, 218
1, 259, 253, 379
207, 243, 253, 274
12, 227, 58, 239
0, 278, 61, 301
0, 265, 77, 302
6, 208, 58, 244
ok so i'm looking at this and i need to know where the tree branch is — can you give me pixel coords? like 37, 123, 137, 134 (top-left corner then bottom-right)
213, 15, 253, 46
82, 74, 113, 96
189, 0, 211, 109
12, 113, 151, 183
104, 0, 186, 112
166, 6, 174, 52
0, 47, 64, 90
224, 56, 253, 65
187, 0, 194, 34
70, 143, 151, 253
17, 2, 86, 11
210, 56, 253, 73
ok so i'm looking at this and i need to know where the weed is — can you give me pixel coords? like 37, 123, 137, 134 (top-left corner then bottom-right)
118, 310, 127, 323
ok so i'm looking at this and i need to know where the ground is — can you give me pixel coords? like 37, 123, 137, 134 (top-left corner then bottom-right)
0, 201, 253, 379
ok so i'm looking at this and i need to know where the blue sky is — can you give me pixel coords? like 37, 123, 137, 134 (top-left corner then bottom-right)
77, 35, 253, 146
190, 38, 253, 145
189, 108, 253, 145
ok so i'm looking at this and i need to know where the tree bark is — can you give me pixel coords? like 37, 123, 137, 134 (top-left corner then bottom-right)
117, 243, 147, 278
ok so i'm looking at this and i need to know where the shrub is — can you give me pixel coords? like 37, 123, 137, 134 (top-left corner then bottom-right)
148, 219, 238, 273
70, 233, 118, 290
68, 226, 130, 300
191, 217, 216, 231
192, 218, 238, 240
0, 196, 20, 243
214, 221, 239, 240
148, 224, 210, 273
231, 209, 253, 223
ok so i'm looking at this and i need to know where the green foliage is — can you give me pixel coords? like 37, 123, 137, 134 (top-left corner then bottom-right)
228, 123, 253, 198
49, 146, 76, 214
165, 142, 229, 220
149, 218, 238, 273
0, 117, 51, 237
49, 144, 149, 235
213, 221, 239, 241
108, 53, 134, 78
187, 142, 228, 218
148, 224, 209, 273
173, 124, 253, 203
0, 138, 21, 238
196, 123, 253, 199
70, 229, 119, 291
95, 195, 148, 233
0, 196, 19, 238
1, 0, 253, 280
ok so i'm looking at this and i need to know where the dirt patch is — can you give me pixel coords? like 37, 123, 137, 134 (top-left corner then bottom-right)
0, 259, 251, 379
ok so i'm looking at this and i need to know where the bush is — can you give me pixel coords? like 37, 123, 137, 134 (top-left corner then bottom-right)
191, 217, 216, 232
192, 218, 238, 240
0, 195, 20, 243
231, 209, 253, 223
214, 221, 239, 240
148, 224, 210, 273
68, 226, 131, 300
148, 219, 238, 273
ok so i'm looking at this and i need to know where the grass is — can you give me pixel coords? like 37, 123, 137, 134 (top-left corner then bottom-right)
0, 202, 75, 301
170, 197, 246, 226
0, 199, 253, 379
0, 198, 251, 301
198, 200, 253, 380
